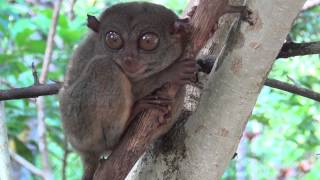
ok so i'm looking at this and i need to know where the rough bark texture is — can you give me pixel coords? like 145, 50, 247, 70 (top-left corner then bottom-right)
0, 83, 61, 101
128, 0, 306, 179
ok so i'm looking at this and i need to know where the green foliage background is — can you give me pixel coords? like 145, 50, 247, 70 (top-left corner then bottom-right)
0, 0, 319, 179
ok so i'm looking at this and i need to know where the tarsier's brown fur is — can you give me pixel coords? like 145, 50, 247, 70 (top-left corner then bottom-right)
59, 2, 195, 179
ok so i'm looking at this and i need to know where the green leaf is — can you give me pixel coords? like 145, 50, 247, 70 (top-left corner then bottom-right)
12, 136, 34, 162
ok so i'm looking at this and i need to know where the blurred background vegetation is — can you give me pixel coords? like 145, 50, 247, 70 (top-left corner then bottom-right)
0, 0, 319, 179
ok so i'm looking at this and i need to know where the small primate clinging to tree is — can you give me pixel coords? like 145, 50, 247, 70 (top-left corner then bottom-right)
59, 2, 196, 179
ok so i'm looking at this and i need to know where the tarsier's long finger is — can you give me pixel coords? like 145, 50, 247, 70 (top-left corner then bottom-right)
140, 99, 173, 106
141, 95, 173, 102
139, 104, 169, 114
139, 95, 173, 104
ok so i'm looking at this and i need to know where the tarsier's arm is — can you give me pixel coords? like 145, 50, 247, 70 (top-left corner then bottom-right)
132, 58, 196, 101
132, 69, 171, 101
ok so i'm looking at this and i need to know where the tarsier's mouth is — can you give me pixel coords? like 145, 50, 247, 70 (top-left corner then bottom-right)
122, 63, 146, 77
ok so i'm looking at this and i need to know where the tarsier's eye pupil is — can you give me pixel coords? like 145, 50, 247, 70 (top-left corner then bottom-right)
139, 33, 159, 51
106, 31, 123, 50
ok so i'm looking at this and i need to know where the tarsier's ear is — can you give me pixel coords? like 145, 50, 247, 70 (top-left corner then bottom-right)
87, 14, 100, 33
170, 18, 192, 36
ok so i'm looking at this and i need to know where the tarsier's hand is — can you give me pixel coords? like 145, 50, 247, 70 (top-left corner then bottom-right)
167, 58, 197, 85
129, 95, 173, 124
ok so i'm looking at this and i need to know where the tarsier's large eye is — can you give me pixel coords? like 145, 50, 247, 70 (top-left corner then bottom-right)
138, 32, 159, 51
105, 31, 123, 50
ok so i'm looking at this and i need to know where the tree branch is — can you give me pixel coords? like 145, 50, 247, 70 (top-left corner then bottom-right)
2, 42, 318, 102
197, 59, 320, 102
265, 79, 320, 101
277, 42, 320, 59
0, 83, 61, 101
10, 151, 45, 178
62, 137, 70, 180
2, 68, 320, 104
68, 0, 77, 20
0, 79, 15, 89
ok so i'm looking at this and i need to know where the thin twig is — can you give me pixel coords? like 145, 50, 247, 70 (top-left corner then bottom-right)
32, 62, 40, 85
10, 151, 44, 178
39, 0, 62, 83
37, 0, 63, 179
196, 60, 320, 102
0, 79, 15, 89
1, 72, 320, 103
265, 79, 320, 102
0, 83, 61, 101
286, 75, 299, 86
68, 0, 77, 20
62, 137, 70, 180
277, 42, 320, 59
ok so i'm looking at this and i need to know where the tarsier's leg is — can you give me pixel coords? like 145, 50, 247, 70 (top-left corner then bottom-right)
128, 94, 173, 125
147, 87, 186, 141
80, 152, 100, 180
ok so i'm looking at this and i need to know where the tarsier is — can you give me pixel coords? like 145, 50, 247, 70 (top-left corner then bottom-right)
59, 2, 195, 179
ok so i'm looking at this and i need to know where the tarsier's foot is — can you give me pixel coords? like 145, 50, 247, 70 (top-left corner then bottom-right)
168, 58, 197, 85
130, 95, 173, 123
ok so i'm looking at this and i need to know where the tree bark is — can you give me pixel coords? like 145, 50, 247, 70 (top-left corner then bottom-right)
277, 42, 320, 58
128, 0, 306, 179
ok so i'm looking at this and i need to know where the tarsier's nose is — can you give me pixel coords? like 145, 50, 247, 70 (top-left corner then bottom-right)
123, 57, 144, 74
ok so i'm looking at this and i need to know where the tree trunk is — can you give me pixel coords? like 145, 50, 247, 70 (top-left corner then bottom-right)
127, 0, 306, 179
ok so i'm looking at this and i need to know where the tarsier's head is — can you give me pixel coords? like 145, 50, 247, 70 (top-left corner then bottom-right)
87, 2, 190, 81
